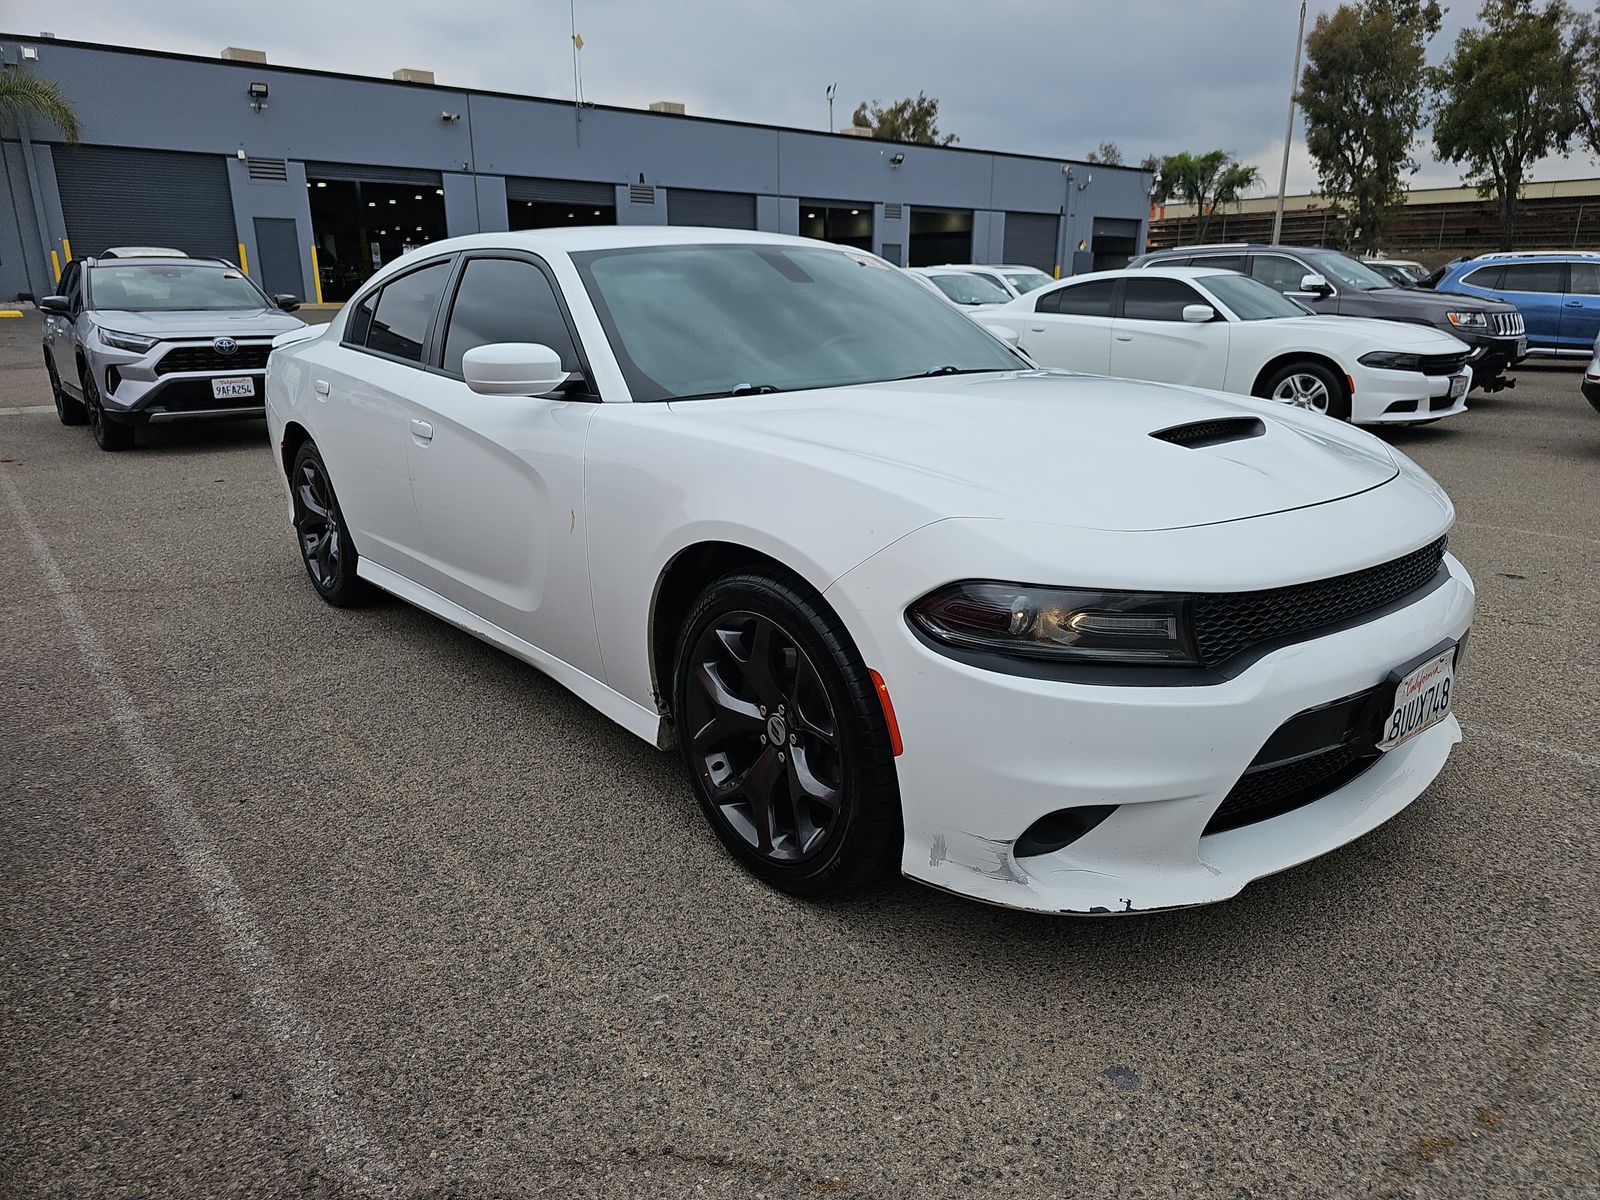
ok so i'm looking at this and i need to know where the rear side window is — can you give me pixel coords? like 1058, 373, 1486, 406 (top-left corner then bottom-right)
1461, 264, 1504, 289
1568, 263, 1600, 295
1038, 278, 1117, 316
1498, 262, 1565, 294
346, 291, 376, 345
1190, 254, 1246, 273
365, 261, 451, 362
1121, 278, 1204, 321
441, 257, 583, 378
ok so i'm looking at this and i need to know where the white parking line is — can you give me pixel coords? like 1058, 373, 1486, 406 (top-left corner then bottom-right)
1463, 722, 1600, 771
0, 405, 55, 416
0, 469, 400, 1197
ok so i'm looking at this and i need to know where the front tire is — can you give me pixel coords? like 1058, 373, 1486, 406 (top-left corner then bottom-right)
81, 363, 134, 451
1259, 361, 1350, 421
46, 354, 87, 425
673, 570, 902, 898
290, 440, 372, 607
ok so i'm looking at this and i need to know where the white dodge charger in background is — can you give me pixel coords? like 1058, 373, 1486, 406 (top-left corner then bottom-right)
265, 228, 1473, 914
974, 266, 1476, 425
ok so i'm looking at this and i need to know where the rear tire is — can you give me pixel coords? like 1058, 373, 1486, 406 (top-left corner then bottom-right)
81, 363, 134, 451
672, 569, 902, 899
46, 354, 87, 425
1259, 361, 1350, 422
289, 440, 373, 607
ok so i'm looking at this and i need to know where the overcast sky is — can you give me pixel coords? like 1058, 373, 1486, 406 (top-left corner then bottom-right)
8, 0, 1598, 194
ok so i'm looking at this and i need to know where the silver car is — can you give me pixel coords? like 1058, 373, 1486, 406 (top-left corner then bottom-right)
40, 255, 305, 451
1585, 330, 1600, 415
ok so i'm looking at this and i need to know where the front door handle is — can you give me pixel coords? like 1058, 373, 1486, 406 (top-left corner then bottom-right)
1028, 326, 1045, 333
410, 418, 434, 442
1115, 334, 1134, 342
314, 379, 331, 395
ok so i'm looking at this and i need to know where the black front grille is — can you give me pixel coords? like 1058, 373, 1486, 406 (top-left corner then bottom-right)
1205, 684, 1386, 834
1419, 353, 1470, 377
1191, 537, 1448, 670
155, 343, 272, 374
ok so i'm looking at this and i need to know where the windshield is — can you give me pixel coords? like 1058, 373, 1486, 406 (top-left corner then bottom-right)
927, 272, 1011, 305
573, 244, 1025, 401
1201, 273, 1313, 320
1002, 270, 1052, 294
88, 263, 268, 312
1306, 251, 1395, 292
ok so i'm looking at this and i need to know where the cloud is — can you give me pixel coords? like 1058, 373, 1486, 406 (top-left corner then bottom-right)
7, 0, 1596, 196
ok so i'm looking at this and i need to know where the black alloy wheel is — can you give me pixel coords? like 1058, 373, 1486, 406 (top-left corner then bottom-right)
80, 363, 134, 451
290, 441, 371, 607
674, 571, 901, 897
46, 354, 86, 425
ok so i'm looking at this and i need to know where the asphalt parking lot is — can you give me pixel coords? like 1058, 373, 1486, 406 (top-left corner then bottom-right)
2, 312, 1596, 1200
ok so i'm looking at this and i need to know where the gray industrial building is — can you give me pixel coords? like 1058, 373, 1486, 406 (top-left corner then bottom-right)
0, 34, 1154, 305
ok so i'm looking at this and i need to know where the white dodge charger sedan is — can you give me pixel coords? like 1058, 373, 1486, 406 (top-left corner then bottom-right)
265, 228, 1473, 915
974, 266, 1476, 425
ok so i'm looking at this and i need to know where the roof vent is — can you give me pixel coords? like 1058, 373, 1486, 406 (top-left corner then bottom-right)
221, 46, 267, 63
648, 100, 686, 115
1150, 417, 1266, 448
628, 184, 656, 205
393, 68, 435, 84
837, 126, 874, 138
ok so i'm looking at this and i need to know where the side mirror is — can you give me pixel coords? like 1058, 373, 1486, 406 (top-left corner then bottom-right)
1181, 304, 1217, 323
273, 293, 302, 312
987, 325, 1022, 348
462, 342, 570, 396
1298, 273, 1333, 297
38, 295, 70, 316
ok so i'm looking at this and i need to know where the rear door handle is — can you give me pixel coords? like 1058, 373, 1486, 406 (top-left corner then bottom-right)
1566, 301, 1584, 308
314, 379, 331, 395
410, 418, 434, 442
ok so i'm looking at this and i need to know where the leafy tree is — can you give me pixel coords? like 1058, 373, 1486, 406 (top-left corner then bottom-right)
1085, 141, 1124, 165
1160, 151, 1262, 240
0, 66, 81, 143
1433, 0, 1588, 247
849, 92, 957, 145
1299, 0, 1442, 250
1579, 5, 1599, 155
1142, 154, 1170, 199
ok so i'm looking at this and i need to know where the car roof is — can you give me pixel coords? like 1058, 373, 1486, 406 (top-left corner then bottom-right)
909, 265, 992, 277
405, 226, 852, 256
1142, 243, 1327, 256
100, 245, 188, 258
88, 255, 237, 268
1052, 265, 1237, 284
937, 263, 1049, 273
1469, 250, 1600, 262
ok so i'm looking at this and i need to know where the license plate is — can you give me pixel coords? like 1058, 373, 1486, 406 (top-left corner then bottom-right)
212, 376, 255, 399
1377, 647, 1456, 752
1448, 373, 1468, 401
1516, 338, 1528, 357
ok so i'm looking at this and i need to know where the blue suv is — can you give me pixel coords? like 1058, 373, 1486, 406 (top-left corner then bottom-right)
1432, 252, 1600, 357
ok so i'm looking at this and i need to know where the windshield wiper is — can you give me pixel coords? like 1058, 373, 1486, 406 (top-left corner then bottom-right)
888, 366, 1005, 381
671, 382, 783, 401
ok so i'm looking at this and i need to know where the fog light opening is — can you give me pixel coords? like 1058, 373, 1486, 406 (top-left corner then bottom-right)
1014, 804, 1117, 858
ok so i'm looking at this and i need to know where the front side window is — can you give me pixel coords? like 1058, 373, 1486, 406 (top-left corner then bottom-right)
1121, 278, 1204, 321
1305, 251, 1394, 292
442, 257, 582, 377
1250, 254, 1310, 294
1038, 278, 1118, 316
573, 244, 1023, 402
86, 263, 269, 312
365, 260, 451, 362
62, 262, 82, 311
1498, 262, 1566, 293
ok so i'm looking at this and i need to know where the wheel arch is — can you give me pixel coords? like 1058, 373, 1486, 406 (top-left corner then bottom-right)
1251, 351, 1350, 399
280, 420, 312, 479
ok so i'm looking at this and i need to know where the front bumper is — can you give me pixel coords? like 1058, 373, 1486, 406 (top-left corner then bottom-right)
1358, 367, 1471, 425
1461, 335, 1526, 390
92, 338, 270, 421
826, 496, 1472, 914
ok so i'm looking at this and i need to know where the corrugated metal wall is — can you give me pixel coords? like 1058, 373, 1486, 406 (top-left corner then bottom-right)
53, 146, 238, 260
1003, 212, 1058, 272
506, 177, 615, 205
666, 188, 757, 229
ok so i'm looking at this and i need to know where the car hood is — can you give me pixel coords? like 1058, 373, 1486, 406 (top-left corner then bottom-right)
1354, 286, 1516, 316
93, 308, 306, 339
668, 371, 1400, 532
1289, 315, 1471, 352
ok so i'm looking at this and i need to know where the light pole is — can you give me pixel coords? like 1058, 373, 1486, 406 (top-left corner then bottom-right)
826, 82, 836, 133
1271, 1, 1308, 245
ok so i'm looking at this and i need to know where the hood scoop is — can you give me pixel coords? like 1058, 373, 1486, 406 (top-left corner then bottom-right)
1151, 416, 1266, 449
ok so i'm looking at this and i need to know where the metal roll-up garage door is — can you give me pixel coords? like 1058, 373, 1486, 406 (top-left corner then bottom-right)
506, 177, 615, 205
54, 146, 238, 261
1003, 212, 1059, 273
666, 188, 757, 229
303, 162, 443, 186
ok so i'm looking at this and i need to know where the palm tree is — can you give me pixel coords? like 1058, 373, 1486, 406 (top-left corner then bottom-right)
0, 65, 82, 143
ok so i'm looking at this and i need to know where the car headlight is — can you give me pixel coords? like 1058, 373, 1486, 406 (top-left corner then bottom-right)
908, 581, 1198, 666
1445, 311, 1488, 330
98, 328, 158, 353
1358, 351, 1423, 371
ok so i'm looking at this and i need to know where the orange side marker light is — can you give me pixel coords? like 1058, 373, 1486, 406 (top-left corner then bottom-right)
868, 669, 904, 757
